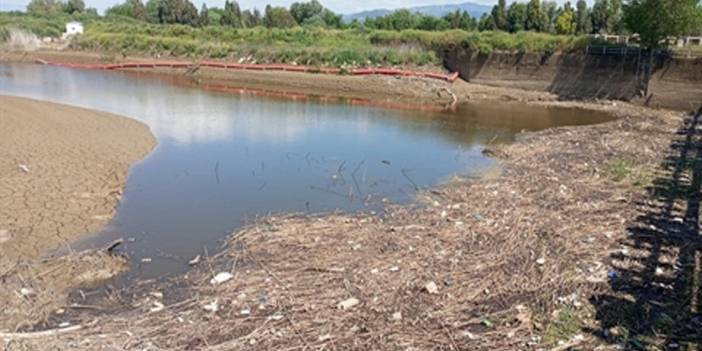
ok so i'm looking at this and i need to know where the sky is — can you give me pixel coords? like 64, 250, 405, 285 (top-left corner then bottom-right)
0, 0, 582, 14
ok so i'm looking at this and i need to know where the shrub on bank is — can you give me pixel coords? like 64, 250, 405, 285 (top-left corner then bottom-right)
3, 13, 591, 66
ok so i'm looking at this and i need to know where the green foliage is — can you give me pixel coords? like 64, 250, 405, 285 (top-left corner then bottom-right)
624, 0, 702, 48
575, 0, 592, 34
369, 29, 590, 54
263, 5, 297, 28
27, 0, 64, 16
221, 0, 242, 27
106, 0, 147, 21
64, 0, 85, 14
507, 2, 528, 32
543, 308, 582, 346
556, 8, 575, 35
289, 0, 340, 28
491, 0, 509, 31
526, 0, 546, 31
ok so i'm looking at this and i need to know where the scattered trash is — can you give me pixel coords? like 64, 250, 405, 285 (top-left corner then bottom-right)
536, 257, 546, 265
203, 300, 219, 312
481, 318, 493, 328
188, 255, 201, 266
318, 334, 332, 341
424, 281, 439, 294
462, 331, 479, 340
210, 272, 233, 285
0, 229, 11, 244
18, 164, 29, 173
141, 258, 152, 263
20, 288, 35, 297
337, 298, 360, 310
389, 266, 399, 272
150, 301, 165, 313
391, 312, 402, 321
240, 309, 251, 316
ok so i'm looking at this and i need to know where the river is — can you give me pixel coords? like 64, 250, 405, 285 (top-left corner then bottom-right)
0, 63, 612, 280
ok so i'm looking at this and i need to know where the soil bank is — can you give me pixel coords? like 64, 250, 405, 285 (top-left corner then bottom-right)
443, 49, 702, 111
0, 95, 156, 330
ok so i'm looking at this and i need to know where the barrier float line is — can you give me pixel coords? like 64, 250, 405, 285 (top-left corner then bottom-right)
40, 59, 459, 83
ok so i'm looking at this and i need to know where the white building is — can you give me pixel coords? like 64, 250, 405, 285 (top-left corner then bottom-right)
64, 22, 83, 36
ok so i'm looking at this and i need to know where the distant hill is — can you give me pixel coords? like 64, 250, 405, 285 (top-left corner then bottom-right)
343, 2, 492, 23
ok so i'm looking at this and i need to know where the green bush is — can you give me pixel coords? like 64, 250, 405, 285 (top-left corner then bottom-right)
2, 13, 592, 66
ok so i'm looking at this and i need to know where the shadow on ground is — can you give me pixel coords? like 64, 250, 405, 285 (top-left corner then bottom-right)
591, 107, 702, 349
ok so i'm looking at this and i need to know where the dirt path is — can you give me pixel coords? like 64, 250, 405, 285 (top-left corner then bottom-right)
0, 95, 156, 331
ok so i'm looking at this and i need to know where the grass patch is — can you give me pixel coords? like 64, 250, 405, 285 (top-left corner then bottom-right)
606, 159, 653, 187
543, 308, 583, 346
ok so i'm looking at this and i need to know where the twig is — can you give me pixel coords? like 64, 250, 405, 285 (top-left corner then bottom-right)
401, 168, 420, 191
214, 161, 221, 184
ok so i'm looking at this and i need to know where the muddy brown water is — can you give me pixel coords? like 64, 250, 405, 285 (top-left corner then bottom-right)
0, 63, 613, 281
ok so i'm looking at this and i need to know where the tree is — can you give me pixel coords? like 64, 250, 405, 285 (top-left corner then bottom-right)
507, 2, 528, 32
27, 0, 64, 16
608, 0, 623, 33
575, 0, 592, 34
290, 0, 323, 24
624, 0, 702, 49
199, 3, 209, 26
444, 10, 475, 30
543, 1, 559, 33
591, 0, 610, 33
525, 0, 545, 31
263, 5, 297, 28
146, 0, 160, 22
555, 7, 575, 34
221, 0, 242, 27
106, 0, 147, 20
207, 7, 224, 25
491, 0, 509, 31
478, 13, 497, 31
64, 0, 85, 14
144, 0, 197, 25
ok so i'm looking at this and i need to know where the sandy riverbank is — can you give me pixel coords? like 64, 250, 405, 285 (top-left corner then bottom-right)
0, 95, 156, 330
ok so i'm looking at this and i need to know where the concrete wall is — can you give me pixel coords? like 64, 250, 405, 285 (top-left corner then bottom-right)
442, 48, 702, 111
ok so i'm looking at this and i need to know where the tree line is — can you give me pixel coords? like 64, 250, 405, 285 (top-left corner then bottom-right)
22, 0, 702, 49
102, 0, 341, 28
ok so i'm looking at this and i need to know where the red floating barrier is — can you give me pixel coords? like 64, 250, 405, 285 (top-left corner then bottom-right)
40, 59, 458, 83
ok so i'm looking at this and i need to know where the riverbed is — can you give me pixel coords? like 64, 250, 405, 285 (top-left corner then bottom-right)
0, 63, 613, 280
